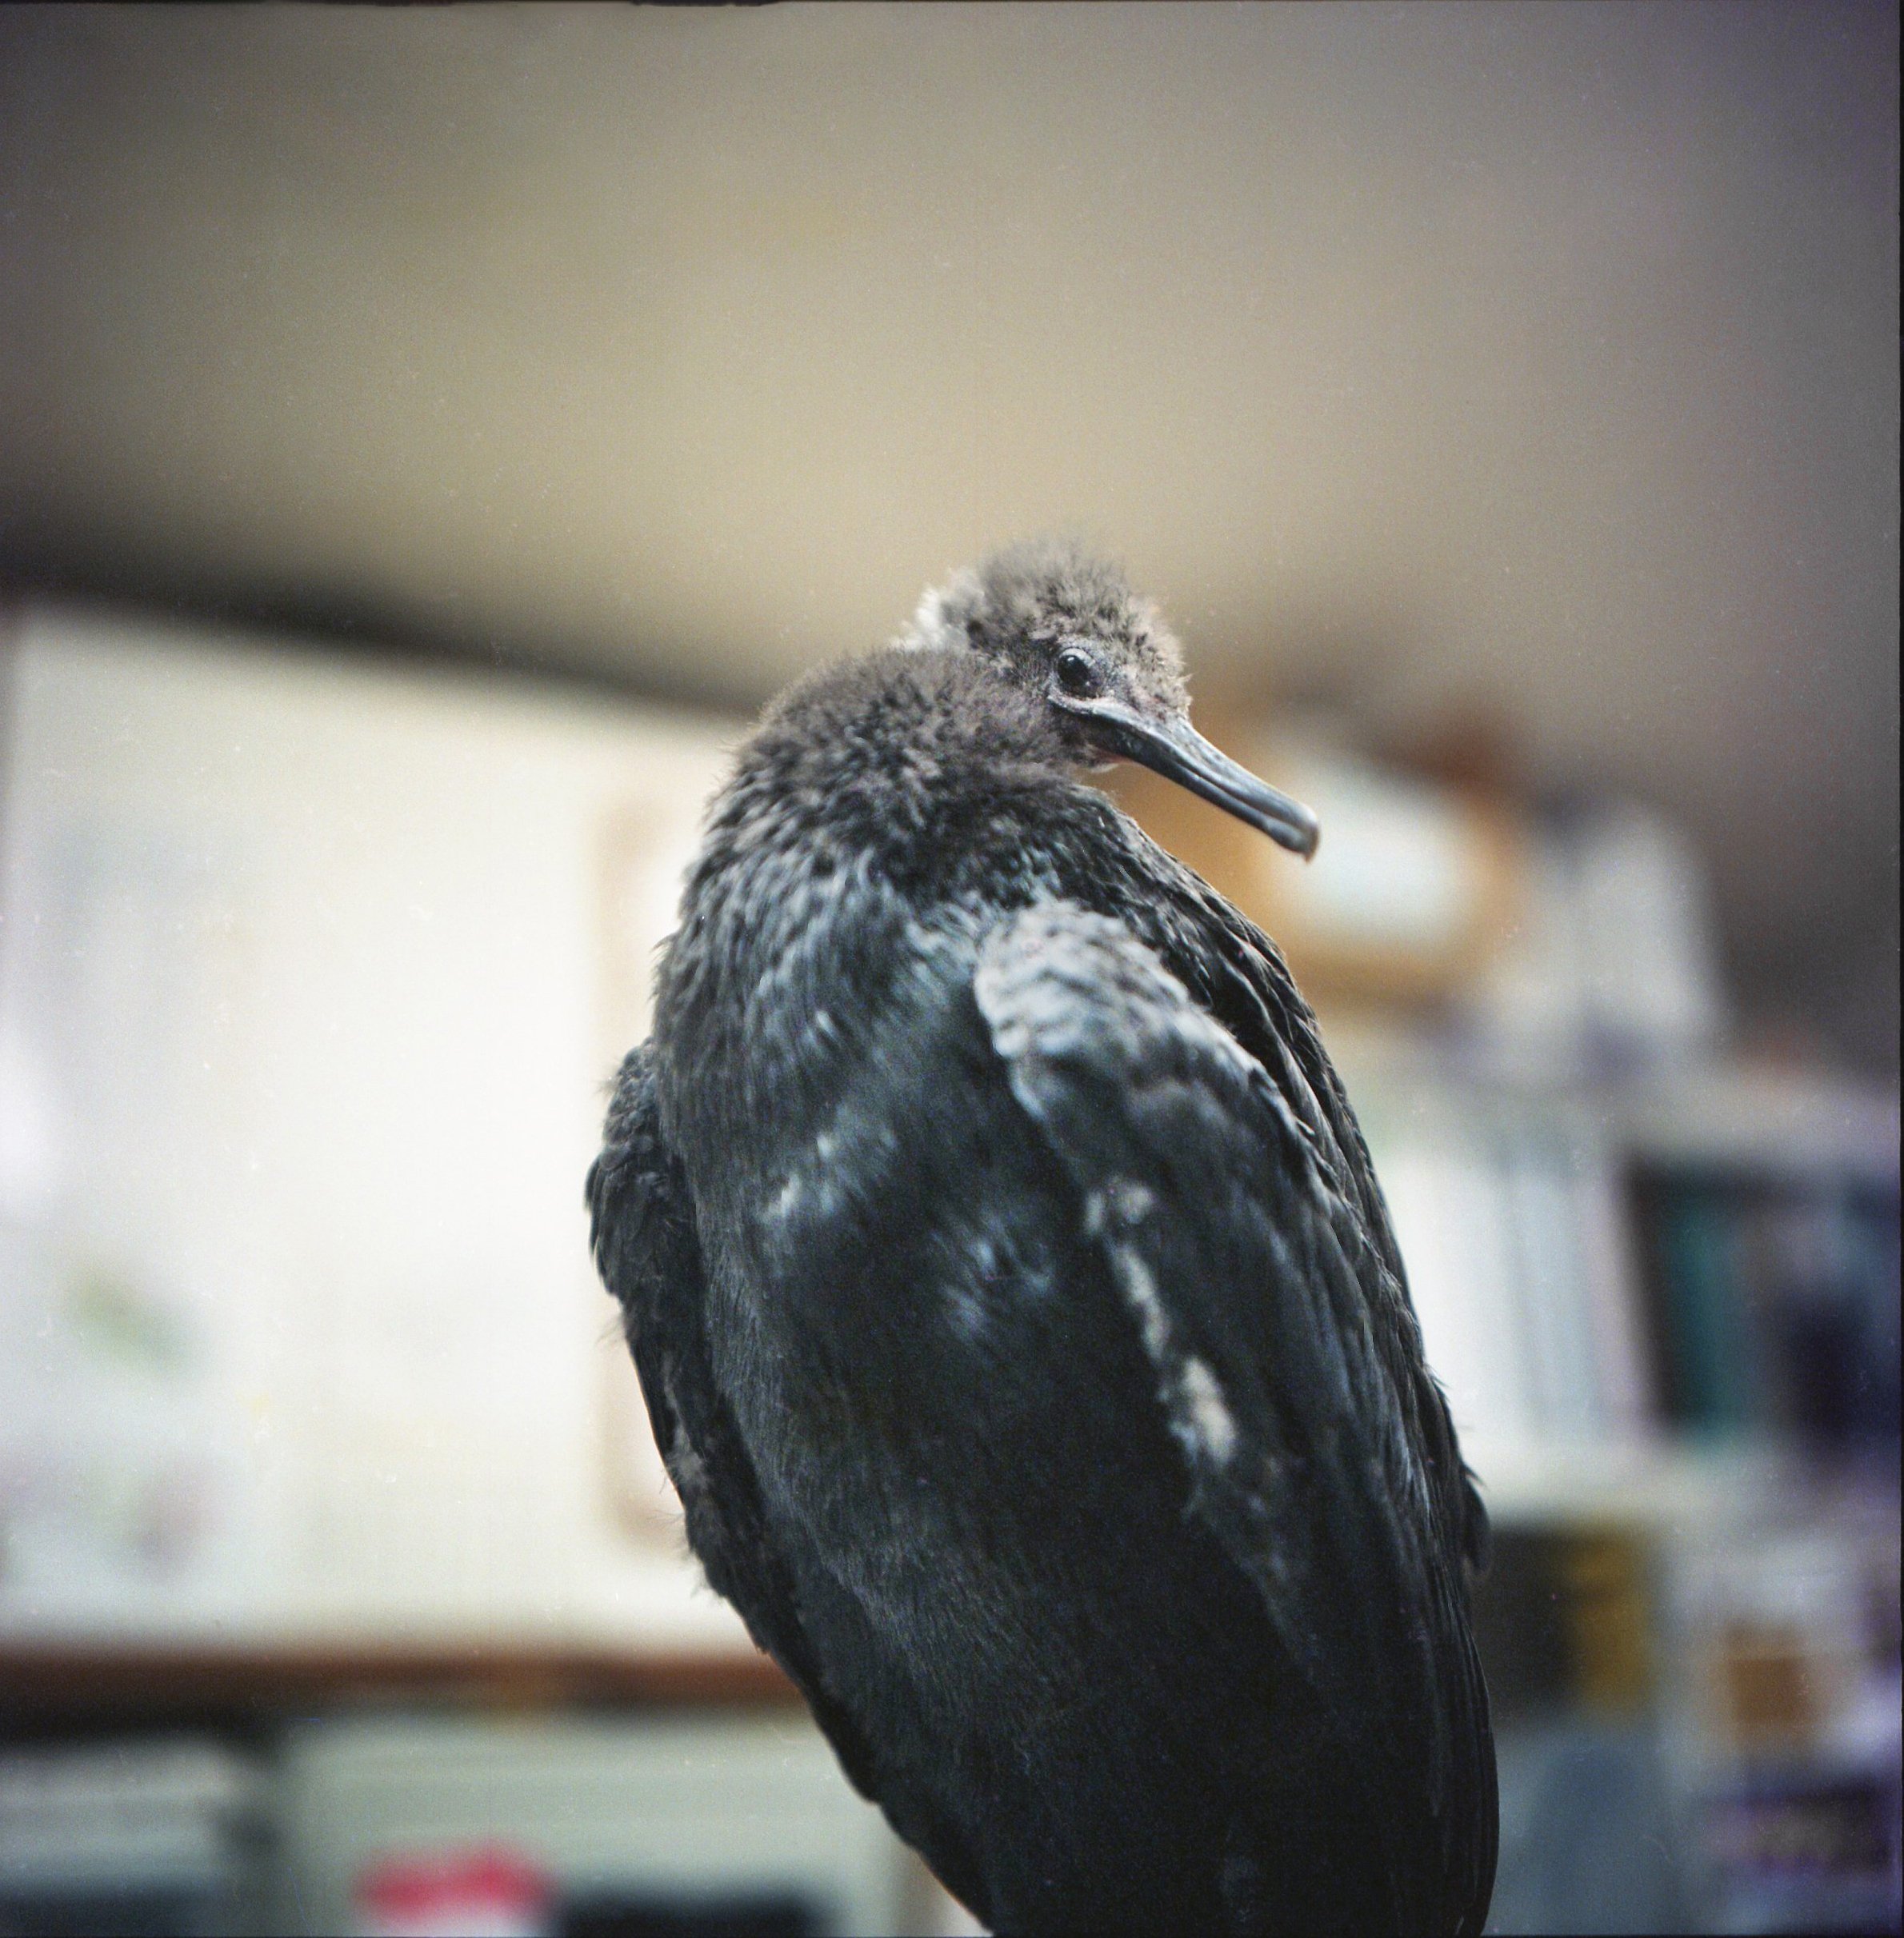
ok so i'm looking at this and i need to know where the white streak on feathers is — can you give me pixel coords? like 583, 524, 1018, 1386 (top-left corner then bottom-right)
1110, 1245, 1171, 1360
1178, 1355, 1239, 1465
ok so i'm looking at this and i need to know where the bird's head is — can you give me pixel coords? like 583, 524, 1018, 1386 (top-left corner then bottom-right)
901, 537, 1319, 858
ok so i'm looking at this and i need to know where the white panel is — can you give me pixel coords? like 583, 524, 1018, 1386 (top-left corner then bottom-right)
0, 605, 748, 1645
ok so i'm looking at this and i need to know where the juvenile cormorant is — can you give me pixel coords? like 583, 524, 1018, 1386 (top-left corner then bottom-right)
588, 539, 1496, 1936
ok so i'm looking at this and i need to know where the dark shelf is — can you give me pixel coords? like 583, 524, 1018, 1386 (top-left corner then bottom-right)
0, 1643, 800, 1733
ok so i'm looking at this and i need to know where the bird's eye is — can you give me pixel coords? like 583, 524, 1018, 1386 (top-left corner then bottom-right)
1054, 646, 1102, 698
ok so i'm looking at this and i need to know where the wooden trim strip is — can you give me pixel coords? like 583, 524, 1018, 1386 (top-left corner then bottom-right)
0, 1644, 800, 1718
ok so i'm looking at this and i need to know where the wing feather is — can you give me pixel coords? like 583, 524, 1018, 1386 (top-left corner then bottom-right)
975, 903, 1496, 1934
587, 1048, 890, 1798
1062, 806, 1490, 1574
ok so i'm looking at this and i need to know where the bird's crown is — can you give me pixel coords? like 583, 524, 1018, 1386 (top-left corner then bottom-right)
898, 537, 1190, 717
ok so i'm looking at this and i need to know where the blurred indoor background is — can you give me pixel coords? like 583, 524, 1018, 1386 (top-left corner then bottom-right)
0, 5, 1897, 1934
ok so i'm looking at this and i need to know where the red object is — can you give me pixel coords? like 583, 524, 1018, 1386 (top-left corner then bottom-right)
354, 1845, 555, 1938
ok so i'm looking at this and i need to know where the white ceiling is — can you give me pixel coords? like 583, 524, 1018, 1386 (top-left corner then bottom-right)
1, 3, 1897, 1055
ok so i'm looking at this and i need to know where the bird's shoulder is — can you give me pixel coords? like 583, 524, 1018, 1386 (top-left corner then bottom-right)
1034, 805, 1490, 1564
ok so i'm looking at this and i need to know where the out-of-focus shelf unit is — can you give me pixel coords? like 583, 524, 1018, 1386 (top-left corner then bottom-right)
1323, 1024, 1899, 1936
1326, 1023, 1899, 1520
0, 1712, 944, 1938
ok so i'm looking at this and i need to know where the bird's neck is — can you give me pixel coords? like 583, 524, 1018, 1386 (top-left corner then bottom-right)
655, 648, 1083, 1174
710, 647, 1074, 878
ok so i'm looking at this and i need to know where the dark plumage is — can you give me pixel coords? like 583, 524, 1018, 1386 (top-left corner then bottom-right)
588, 540, 1497, 1935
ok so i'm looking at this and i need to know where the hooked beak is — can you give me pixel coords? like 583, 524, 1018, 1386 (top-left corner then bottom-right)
1062, 698, 1321, 858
